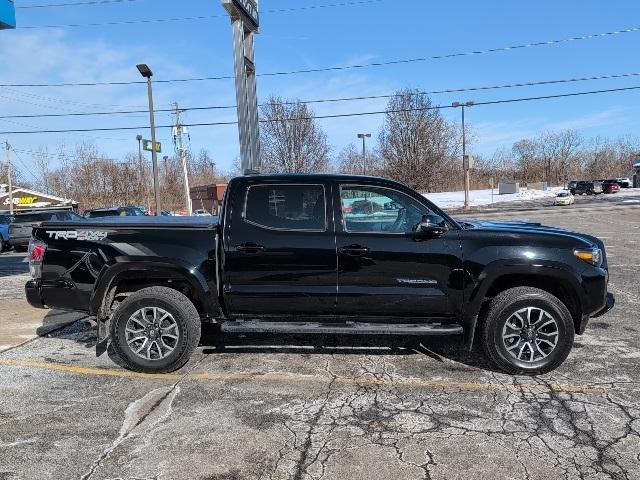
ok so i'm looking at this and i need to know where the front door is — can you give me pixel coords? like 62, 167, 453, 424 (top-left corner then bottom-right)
335, 182, 463, 319
224, 181, 337, 317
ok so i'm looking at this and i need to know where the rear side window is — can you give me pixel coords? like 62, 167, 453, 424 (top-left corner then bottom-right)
88, 210, 116, 218
244, 184, 326, 231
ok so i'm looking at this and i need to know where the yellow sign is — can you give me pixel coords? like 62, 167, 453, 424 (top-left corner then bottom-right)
3, 196, 38, 205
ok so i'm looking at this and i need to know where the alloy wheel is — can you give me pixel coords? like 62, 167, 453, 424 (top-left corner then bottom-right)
125, 307, 180, 361
501, 307, 559, 363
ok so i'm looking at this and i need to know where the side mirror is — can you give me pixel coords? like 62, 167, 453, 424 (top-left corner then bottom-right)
416, 214, 448, 236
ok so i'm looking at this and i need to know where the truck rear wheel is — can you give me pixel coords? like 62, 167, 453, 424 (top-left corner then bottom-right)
480, 287, 574, 375
110, 286, 201, 373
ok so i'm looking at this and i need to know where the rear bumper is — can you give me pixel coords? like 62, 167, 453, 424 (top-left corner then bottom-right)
25, 279, 46, 309
10, 236, 31, 247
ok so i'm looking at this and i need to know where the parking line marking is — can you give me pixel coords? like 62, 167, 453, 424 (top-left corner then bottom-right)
0, 359, 608, 394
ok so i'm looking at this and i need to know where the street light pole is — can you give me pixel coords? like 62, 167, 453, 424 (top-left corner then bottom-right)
137, 64, 161, 216
4, 140, 13, 215
452, 101, 474, 209
357, 133, 371, 175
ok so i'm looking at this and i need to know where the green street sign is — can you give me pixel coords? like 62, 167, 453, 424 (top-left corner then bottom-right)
143, 139, 161, 153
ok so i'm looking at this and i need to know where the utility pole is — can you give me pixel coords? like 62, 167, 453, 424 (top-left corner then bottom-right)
4, 140, 13, 215
452, 101, 474, 209
357, 133, 371, 175
173, 103, 192, 215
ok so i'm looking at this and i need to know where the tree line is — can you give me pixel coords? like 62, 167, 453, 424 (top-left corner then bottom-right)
3, 89, 638, 211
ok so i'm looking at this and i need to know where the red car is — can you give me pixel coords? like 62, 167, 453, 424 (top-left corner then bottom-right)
602, 181, 620, 194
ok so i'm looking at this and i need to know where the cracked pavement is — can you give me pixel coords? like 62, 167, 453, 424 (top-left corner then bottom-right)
0, 206, 638, 480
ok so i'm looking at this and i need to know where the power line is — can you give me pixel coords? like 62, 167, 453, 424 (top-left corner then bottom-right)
17, 0, 141, 8
1, 86, 146, 109
2, 25, 638, 88
9, 146, 42, 185
3, 71, 640, 119
1, 84, 639, 135
18, 0, 384, 27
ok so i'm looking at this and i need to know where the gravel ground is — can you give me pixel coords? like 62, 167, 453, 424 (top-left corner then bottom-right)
0, 206, 638, 480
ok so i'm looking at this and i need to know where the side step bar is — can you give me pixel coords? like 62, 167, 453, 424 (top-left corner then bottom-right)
220, 321, 463, 336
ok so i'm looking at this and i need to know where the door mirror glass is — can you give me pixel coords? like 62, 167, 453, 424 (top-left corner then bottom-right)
416, 214, 447, 236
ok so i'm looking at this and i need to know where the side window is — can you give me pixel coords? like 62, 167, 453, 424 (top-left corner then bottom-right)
340, 185, 431, 233
244, 184, 326, 231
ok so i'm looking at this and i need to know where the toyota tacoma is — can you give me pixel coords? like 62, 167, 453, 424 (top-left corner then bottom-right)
25, 174, 614, 374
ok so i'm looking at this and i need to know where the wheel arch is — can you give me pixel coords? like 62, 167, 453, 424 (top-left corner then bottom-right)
90, 260, 220, 321
464, 264, 584, 349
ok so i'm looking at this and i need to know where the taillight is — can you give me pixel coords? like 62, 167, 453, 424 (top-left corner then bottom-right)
28, 239, 47, 279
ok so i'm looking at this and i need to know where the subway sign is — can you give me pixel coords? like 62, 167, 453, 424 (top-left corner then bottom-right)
0, 0, 16, 30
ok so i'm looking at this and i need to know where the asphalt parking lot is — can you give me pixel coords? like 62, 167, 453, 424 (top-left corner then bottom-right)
0, 203, 638, 480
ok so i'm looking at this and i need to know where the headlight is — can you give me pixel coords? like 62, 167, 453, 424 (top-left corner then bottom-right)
574, 248, 602, 267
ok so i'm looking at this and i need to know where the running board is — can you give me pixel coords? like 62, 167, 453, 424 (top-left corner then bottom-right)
220, 321, 463, 336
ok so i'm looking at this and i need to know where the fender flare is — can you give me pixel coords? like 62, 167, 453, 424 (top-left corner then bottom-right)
464, 261, 584, 349
89, 257, 218, 318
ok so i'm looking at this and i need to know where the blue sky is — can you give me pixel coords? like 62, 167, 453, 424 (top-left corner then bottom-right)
1, 0, 639, 174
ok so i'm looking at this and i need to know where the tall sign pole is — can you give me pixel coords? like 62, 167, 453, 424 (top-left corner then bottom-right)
4, 140, 13, 215
222, 0, 261, 175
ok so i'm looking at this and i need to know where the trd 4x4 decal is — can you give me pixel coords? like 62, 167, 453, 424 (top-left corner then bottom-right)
46, 230, 108, 241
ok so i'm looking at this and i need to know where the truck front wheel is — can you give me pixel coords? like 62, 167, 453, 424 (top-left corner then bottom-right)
480, 287, 574, 375
110, 286, 201, 373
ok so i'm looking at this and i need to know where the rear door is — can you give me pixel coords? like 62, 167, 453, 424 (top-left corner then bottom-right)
223, 180, 337, 317
335, 182, 463, 319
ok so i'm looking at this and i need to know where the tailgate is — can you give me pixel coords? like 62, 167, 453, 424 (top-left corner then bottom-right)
11, 222, 38, 237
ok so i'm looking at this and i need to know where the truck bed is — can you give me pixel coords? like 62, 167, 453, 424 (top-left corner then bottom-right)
41, 216, 220, 229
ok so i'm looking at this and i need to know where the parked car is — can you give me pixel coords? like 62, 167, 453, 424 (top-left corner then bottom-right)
602, 181, 620, 194
193, 209, 212, 217
0, 213, 13, 252
26, 174, 614, 375
614, 177, 631, 188
570, 181, 601, 195
554, 190, 575, 206
567, 180, 578, 191
85, 207, 146, 218
9, 210, 82, 251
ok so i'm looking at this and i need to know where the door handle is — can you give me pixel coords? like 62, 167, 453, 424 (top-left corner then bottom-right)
236, 243, 265, 253
339, 244, 370, 256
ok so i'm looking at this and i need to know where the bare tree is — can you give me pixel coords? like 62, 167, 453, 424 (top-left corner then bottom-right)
260, 96, 331, 173
378, 90, 461, 191
336, 143, 381, 176
537, 130, 581, 184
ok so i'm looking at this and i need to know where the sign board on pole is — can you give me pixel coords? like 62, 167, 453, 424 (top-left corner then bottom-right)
222, 0, 259, 31
143, 139, 161, 153
463, 155, 474, 170
0, 0, 16, 30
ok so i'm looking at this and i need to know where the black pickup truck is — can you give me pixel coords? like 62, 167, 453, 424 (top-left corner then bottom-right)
25, 174, 614, 375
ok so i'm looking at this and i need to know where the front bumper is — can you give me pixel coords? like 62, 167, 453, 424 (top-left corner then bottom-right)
592, 292, 615, 318
25, 279, 46, 309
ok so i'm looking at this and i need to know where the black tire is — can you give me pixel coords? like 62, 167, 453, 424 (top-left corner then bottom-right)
110, 286, 201, 373
0, 237, 4, 252
480, 287, 574, 375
